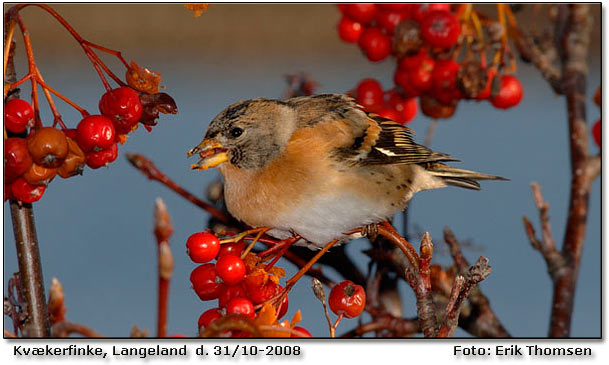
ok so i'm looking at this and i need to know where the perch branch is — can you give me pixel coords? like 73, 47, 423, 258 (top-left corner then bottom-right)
4, 20, 51, 337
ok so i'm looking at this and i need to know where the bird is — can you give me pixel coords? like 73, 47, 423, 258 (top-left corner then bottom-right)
188, 94, 506, 249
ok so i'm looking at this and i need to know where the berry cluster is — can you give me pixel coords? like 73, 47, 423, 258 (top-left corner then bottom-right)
337, 3, 524, 123
4, 85, 175, 204
186, 232, 311, 337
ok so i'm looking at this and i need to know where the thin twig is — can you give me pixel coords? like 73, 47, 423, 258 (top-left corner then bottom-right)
154, 198, 174, 338
52, 321, 103, 338
126, 153, 234, 224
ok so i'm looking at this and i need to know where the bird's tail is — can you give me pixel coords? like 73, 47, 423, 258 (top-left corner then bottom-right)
425, 163, 508, 190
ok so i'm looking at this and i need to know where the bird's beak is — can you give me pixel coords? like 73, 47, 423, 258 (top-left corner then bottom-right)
187, 139, 229, 170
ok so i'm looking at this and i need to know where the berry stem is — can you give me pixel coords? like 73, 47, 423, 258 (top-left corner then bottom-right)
263, 236, 298, 271
330, 313, 344, 338
3, 17, 16, 78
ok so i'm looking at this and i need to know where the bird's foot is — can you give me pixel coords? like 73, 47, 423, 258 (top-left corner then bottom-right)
361, 223, 379, 242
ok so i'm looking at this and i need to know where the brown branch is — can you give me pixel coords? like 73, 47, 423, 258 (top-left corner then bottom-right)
549, 3, 594, 338
403, 232, 437, 337
437, 257, 492, 337
341, 309, 419, 338
154, 198, 174, 338
4, 22, 51, 336
512, 28, 562, 93
52, 321, 103, 338
523, 184, 566, 279
126, 153, 234, 225
443, 227, 510, 337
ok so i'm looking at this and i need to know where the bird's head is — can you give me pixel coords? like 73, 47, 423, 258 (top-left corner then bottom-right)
188, 98, 296, 171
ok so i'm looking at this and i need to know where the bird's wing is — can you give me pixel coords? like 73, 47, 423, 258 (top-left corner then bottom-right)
335, 111, 459, 166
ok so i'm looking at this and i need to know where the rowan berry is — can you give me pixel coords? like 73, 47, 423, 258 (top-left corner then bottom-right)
216, 255, 246, 286
328, 280, 366, 318
186, 232, 220, 263
76, 115, 116, 152
4, 99, 34, 133
26, 127, 69, 168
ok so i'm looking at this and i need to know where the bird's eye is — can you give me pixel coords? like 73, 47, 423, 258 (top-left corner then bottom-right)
230, 127, 243, 138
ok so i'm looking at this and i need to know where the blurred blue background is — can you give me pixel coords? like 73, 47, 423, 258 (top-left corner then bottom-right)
3, 4, 601, 337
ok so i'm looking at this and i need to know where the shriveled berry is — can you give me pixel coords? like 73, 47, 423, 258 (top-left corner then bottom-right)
99, 87, 143, 134
190, 263, 222, 301
26, 127, 69, 168
23, 164, 56, 186
328, 280, 366, 318
4, 138, 33, 181
420, 94, 457, 119
186, 232, 220, 263
490, 75, 523, 109
393, 19, 423, 58
337, 16, 364, 43
226, 297, 255, 319
11, 177, 46, 204
57, 138, 86, 178
420, 10, 460, 49
216, 255, 246, 286
198, 308, 222, 330
342, 3, 378, 24
4, 99, 34, 133
358, 27, 392, 62
76, 115, 116, 152
86, 143, 118, 169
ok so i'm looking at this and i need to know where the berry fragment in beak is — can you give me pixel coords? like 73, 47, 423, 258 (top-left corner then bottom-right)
187, 139, 229, 170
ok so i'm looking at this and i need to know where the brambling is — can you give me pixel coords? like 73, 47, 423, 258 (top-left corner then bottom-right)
188, 94, 506, 249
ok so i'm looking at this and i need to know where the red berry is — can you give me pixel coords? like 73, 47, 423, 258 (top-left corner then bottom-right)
358, 27, 392, 62
431, 59, 463, 103
378, 3, 410, 12
377, 107, 401, 122
490, 75, 523, 109
420, 10, 460, 49
397, 48, 428, 70
5, 183, 15, 202
337, 16, 364, 43
4, 137, 33, 181
198, 308, 222, 330
76, 115, 116, 152
190, 263, 222, 301
217, 240, 245, 258
291, 326, 313, 338
376, 10, 409, 34
328, 280, 366, 318
218, 283, 247, 308
186, 232, 221, 263
99, 87, 143, 134
401, 98, 418, 124
26, 127, 69, 168
85, 143, 118, 169
63, 128, 78, 140
356, 78, 384, 112
226, 297, 255, 319
411, 3, 451, 23
245, 280, 280, 304
216, 255, 246, 286
4, 99, 34, 133
393, 69, 421, 98
10, 177, 46, 204
592, 119, 601, 147
342, 3, 378, 24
